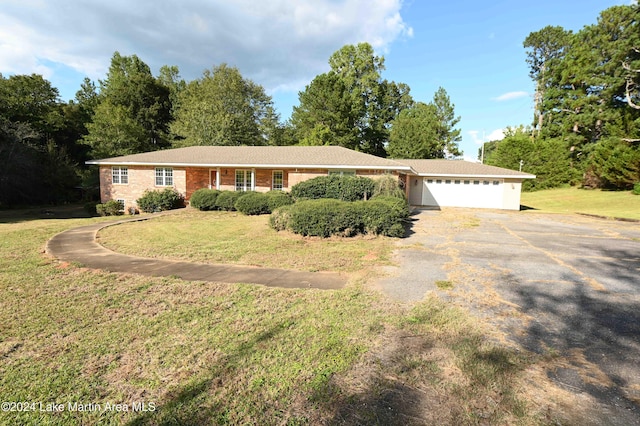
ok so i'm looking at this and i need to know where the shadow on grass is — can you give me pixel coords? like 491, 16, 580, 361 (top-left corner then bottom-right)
319, 332, 534, 425
0, 204, 94, 224
519, 204, 537, 211
126, 322, 290, 426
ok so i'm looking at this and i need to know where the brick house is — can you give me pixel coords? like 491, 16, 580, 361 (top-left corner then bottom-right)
87, 145, 534, 211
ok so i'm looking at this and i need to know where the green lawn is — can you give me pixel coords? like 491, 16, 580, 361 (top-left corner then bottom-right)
521, 187, 640, 220
0, 209, 562, 425
98, 210, 394, 273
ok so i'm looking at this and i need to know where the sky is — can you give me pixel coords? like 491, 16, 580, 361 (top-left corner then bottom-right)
0, 0, 633, 160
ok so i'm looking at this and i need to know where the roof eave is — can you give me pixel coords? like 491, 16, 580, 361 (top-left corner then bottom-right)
410, 171, 536, 179
86, 160, 411, 171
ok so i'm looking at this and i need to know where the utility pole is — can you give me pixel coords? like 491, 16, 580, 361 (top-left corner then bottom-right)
480, 129, 485, 163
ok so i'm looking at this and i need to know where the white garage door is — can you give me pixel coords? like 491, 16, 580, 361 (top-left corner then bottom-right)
421, 178, 504, 209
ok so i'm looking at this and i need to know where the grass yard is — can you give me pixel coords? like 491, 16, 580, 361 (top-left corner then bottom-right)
98, 209, 394, 273
521, 187, 640, 220
0, 208, 569, 425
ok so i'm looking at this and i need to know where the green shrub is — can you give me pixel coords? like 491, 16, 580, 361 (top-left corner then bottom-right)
215, 191, 248, 211
269, 204, 294, 231
288, 199, 353, 237
265, 191, 294, 211
235, 192, 271, 215
271, 196, 408, 238
373, 175, 406, 199
95, 200, 124, 216
137, 188, 184, 213
362, 196, 409, 237
633, 182, 640, 195
290, 175, 375, 201
190, 189, 220, 210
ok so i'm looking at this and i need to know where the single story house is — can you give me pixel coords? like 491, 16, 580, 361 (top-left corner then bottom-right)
86, 145, 535, 211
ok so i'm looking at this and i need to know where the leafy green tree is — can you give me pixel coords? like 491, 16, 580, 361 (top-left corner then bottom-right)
292, 43, 412, 156
171, 64, 278, 147
387, 102, 439, 158
83, 52, 173, 158
523, 25, 572, 137
431, 87, 462, 157
587, 138, 640, 189
387, 88, 461, 159
292, 71, 359, 149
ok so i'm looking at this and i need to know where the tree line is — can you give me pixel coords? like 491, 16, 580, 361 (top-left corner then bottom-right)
484, 3, 640, 190
0, 43, 461, 207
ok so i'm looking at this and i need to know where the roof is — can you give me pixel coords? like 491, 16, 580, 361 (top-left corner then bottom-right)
398, 159, 536, 179
86, 146, 535, 179
86, 145, 409, 170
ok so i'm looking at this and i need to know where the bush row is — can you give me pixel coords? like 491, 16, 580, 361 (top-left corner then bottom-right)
290, 175, 376, 201
189, 189, 294, 215
269, 196, 409, 238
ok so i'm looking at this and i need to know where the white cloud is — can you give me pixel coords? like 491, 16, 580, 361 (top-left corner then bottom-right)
492, 91, 529, 102
0, 0, 412, 97
468, 128, 505, 145
486, 128, 505, 141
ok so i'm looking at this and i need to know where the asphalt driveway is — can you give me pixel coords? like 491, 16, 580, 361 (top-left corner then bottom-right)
376, 209, 640, 424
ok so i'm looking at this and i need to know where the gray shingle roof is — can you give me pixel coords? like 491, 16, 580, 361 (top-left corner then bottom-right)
398, 159, 535, 178
87, 145, 409, 170
86, 146, 534, 178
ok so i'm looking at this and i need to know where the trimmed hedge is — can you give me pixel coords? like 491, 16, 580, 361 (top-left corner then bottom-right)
215, 191, 247, 211
137, 188, 184, 213
269, 204, 294, 231
95, 200, 123, 216
235, 192, 271, 215
290, 175, 375, 201
633, 182, 640, 195
190, 189, 220, 210
265, 191, 294, 211
270, 196, 409, 238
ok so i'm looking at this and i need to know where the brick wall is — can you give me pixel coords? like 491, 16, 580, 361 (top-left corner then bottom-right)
99, 166, 186, 210
100, 166, 402, 208
185, 168, 210, 200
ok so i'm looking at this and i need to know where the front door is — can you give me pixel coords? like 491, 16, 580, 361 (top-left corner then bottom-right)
210, 170, 216, 189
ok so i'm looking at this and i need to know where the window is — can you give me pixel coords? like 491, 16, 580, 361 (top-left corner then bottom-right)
454, 180, 461, 184
112, 167, 128, 184
464, 180, 470, 185
155, 167, 173, 186
272, 170, 283, 190
235, 169, 253, 191
483, 181, 490, 185
445, 180, 451, 184
427, 179, 433, 184
116, 199, 125, 212
473, 180, 480, 185
328, 170, 356, 176
436, 179, 442, 184
493, 181, 500, 185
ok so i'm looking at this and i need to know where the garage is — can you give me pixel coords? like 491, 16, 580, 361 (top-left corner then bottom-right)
400, 160, 535, 211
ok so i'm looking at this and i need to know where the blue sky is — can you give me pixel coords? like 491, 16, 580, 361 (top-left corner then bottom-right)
0, 0, 631, 160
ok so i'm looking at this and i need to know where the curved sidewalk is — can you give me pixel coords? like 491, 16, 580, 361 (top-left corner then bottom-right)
45, 216, 347, 290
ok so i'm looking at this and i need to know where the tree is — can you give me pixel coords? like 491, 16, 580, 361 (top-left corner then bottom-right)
387, 102, 440, 158
292, 43, 412, 156
523, 26, 571, 138
171, 64, 278, 147
83, 52, 173, 158
431, 87, 462, 157
292, 72, 359, 149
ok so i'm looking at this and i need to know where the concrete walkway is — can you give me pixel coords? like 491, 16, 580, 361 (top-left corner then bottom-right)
45, 215, 347, 290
